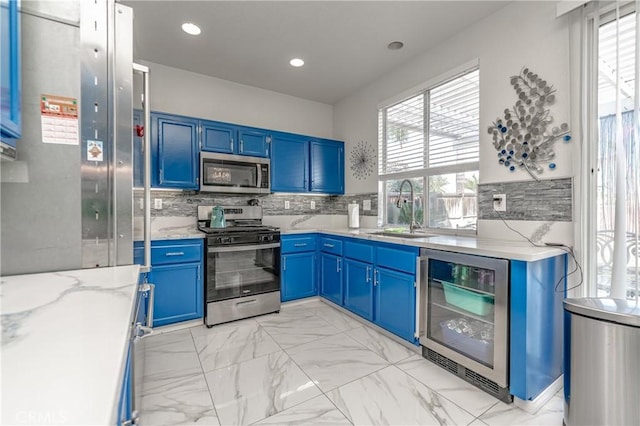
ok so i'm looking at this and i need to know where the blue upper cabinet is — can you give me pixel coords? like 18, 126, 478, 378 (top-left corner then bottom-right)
152, 112, 199, 189
133, 110, 144, 188
201, 120, 235, 154
271, 132, 345, 194
310, 140, 344, 194
238, 127, 270, 157
271, 132, 308, 192
0, 0, 21, 153
201, 120, 270, 158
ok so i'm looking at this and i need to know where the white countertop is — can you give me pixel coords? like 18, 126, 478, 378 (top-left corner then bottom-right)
1, 265, 141, 425
134, 216, 205, 241
281, 228, 565, 262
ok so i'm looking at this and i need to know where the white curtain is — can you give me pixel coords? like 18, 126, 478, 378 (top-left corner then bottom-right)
574, 1, 640, 301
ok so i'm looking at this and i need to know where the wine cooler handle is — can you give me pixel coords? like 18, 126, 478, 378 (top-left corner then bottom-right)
415, 256, 428, 339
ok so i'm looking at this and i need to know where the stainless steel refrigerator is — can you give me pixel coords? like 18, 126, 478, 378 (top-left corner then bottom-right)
1, 0, 151, 275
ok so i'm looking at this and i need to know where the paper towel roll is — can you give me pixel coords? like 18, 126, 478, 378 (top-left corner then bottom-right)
348, 203, 360, 229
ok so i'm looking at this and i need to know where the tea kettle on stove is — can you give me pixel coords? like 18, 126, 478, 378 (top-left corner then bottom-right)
211, 206, 226, 228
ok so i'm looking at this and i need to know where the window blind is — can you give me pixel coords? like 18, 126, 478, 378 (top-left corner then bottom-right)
379, 69, 479, 175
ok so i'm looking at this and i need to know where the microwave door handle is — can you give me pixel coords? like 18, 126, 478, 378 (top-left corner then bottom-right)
256, 164, 262, 188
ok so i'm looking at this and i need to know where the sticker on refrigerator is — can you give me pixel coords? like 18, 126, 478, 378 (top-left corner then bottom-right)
40, 94, 79, 145
87, 140, 104, 162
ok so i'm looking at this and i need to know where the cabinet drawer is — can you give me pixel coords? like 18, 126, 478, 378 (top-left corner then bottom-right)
344, 240, 374, 263
319, 237, 342, 255
151, 243, 202, 265
376, 245, 417, 274
281, 235, 316, 253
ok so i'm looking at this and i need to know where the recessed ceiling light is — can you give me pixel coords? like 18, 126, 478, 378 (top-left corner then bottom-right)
387, 41, 404, 50
182, 22, 201, 36
289, 58, 305, 67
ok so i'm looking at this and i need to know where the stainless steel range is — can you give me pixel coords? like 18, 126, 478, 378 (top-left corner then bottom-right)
197, 205, 280, 327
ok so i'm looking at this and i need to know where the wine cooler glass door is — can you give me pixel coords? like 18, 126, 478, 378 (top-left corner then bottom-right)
421, 249, 509, 387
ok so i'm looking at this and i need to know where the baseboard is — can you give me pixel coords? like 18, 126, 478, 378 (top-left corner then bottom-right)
152, 318, 202, 335
514, 375, 563, 414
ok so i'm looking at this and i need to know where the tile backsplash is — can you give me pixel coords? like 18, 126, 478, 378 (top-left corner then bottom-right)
477, 177, 572, 222
135, 191, 378, 218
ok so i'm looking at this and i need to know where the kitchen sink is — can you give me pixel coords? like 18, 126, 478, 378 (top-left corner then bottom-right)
369, 231, 432, 239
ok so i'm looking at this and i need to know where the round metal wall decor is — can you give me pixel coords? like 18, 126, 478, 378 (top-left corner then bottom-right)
349, 140, 376, 180
488, 67, 571, 179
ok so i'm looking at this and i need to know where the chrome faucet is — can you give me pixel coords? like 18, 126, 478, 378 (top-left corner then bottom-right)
396, 179, 416, 233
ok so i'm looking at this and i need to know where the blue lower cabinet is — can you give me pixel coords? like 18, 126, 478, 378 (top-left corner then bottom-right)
320, 252, 343, 305
374, 267, 416, 342
117, 343, 132, 425
134, 239, 204, 327
149, 262, 202, 327
282, 252, 317, 301
344, 258, 373, 321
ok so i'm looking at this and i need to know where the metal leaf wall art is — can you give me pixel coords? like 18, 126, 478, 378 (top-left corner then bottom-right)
489, 67, 571, 180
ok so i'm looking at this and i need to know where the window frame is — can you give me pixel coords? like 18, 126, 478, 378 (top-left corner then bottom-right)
377, 62, 480, 235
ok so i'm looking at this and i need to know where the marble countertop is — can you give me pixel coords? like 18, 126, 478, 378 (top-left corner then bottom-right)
1, 265, 141, 425
134, 216, 205, 241
281, 228, 564, 262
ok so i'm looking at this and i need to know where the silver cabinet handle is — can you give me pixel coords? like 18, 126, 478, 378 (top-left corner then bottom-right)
336, 258, 341, 272
415, 256, 427, 339
283, 256, 286, 271
165, 251, 184, 256
230, 138, 233, 151
294, 243, 307, 247
240, 139, 244, 152
366, 265, 371, 282
324, 243, 335, 248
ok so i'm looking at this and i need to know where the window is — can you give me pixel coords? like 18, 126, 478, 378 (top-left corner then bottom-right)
378, 68, 479, 232
584, 4, 640, 302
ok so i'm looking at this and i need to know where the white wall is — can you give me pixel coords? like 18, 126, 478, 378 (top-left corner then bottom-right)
334, 1, 572, 193
139, 61, 334, 139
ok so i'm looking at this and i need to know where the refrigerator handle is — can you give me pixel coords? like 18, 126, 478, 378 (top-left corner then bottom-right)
415, 255, 428, 340
134, 63, 151, 273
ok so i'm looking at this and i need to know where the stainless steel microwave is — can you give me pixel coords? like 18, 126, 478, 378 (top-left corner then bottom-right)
199, 152, 270, 193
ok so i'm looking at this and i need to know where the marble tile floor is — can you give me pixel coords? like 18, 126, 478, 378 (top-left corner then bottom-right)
139, 299, 564, 426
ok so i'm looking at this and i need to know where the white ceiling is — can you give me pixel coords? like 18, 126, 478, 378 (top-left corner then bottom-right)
122, 1, 508, 105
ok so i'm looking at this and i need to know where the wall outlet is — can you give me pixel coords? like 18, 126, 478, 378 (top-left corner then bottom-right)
284, 200, 290, 210
154, 198, 163, 210
363, 199, 371, 211
310, 201, 316, 210
493, 194, 506, 212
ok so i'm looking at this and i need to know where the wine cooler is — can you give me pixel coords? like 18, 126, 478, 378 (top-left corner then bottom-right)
419, 249, 511, 402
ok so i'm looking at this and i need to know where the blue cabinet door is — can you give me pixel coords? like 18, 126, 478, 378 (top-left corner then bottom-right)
152, 113, 199, 189
133, 109, 144, 188
117, 342, 133, 425
282, 252, 316, 301
344, 258, 373, 321
0, 0, 21, 147
271, 132, 308, 192
375, 267, 416, 342
310, 140, 344, 194
320, 252, 343, 306
149, 262, 203, 327
238, 127, 269, 158
201, 120, 235, 154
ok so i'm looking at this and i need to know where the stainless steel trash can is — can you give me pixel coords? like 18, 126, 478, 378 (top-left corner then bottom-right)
564, 298, 640, 426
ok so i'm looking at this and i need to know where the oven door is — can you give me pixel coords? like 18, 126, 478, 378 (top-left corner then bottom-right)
206, 242, 280, 302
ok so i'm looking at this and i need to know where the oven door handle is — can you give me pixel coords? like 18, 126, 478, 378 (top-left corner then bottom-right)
208, 242, 280, 253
